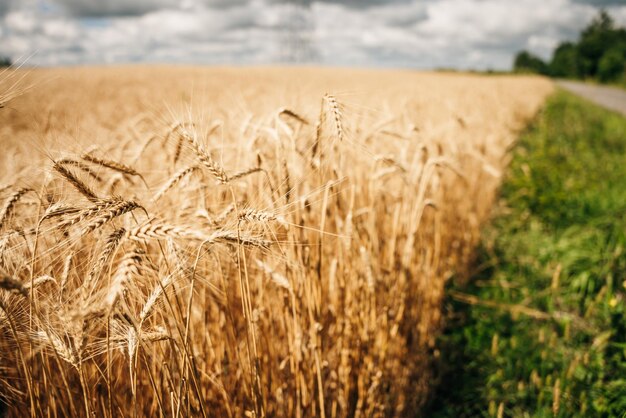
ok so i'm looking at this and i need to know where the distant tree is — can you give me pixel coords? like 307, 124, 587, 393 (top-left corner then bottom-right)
577, 10, 619, 77
0, 56, 11, 67
598, 46, 626, 82
549, 42, 580, 78
518, 10, 626, 84
513, 50, 548, 75
583, 14, 626, 82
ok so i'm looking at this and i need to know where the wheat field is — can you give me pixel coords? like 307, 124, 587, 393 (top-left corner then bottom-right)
0, 66, 552, 417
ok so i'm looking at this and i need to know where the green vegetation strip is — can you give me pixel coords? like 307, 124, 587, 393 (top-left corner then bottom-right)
429, 90, 626, 417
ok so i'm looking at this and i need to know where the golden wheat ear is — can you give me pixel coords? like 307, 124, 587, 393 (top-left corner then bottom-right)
324, 94, 344, 142
0, 275, 28, 296
179, 128, 229, 184
56, 158, 103, 182
153, 165, 200, 201
0, 188, 33, 231
104, 246, 144, 312
53, 162, 100, 202
81, 152, 141, 178
279, 108, 310, 125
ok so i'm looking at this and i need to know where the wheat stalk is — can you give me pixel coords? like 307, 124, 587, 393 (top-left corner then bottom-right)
279, 108, 309, 125
238, 209, 285, 226
127, 219, 204, 241
80, 199, 142, 236
324, 94, 344, 142
0, 275, 27, 296
214, 230, 270, 248
180, 129, 229, 184
81, 152, 142, 179
23, 275, 56, 290
58, 198, 122, 231
83, 227, 126, 302
41, 202, 80, 223
228, 167, 263, 182
0, 188, 32, 230
104, 247, 143, 311
166, 121, 194, 164
56, 158, 103, 182
33, 330, 78, 368
153, 165, 200, 201
53, 163, 99, 202
139, 274, 174, 323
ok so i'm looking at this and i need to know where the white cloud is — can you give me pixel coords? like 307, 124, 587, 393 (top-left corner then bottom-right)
415, 0, 597, 66
527, 35, 560, 57
5, 11, 39, 34
607, 5, 626, 26
0, 0, 625, 69
42, 19, 80, 39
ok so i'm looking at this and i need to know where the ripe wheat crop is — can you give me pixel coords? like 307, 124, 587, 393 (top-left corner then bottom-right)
0, 67, 552, 417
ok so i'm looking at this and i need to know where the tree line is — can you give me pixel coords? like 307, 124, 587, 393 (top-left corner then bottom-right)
513, 11, 626, 83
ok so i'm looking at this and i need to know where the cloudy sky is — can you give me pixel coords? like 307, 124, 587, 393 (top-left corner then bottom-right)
1, 0, 625, 69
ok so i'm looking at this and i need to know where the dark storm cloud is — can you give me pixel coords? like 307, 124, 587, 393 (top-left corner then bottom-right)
54, 0, 417, 18
52, 0, 249, 17
573, 0, 626, 6
53, 0, 179, 17
0, 0, 15, 17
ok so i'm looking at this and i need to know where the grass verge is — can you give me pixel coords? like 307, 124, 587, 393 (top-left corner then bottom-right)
428, 90, 626, 417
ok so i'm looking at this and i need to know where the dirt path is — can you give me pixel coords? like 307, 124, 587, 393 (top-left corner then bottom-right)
557, 80, 626, 116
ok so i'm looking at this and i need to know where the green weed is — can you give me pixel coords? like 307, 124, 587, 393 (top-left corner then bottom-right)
429, 91, 626, 417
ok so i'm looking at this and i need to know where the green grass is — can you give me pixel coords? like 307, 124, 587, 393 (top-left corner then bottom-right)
613, 79, 626, 91
427, 90, 626, 417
